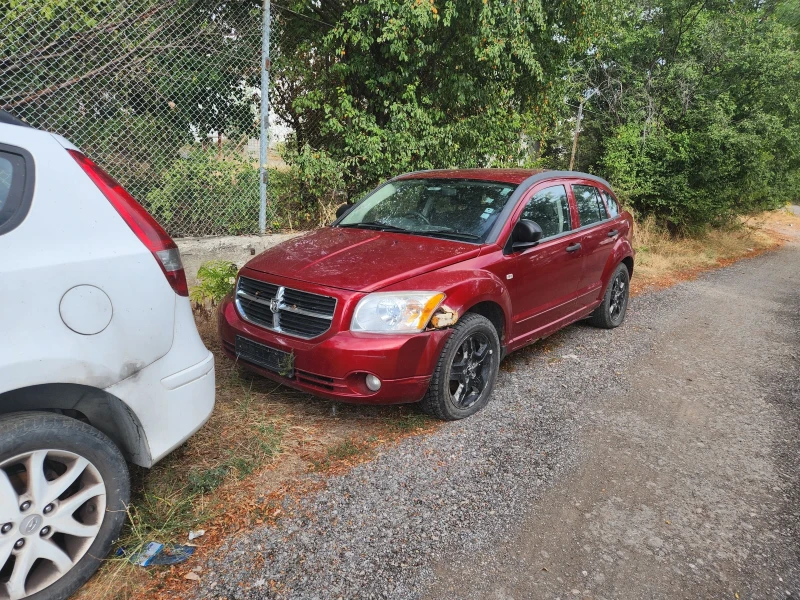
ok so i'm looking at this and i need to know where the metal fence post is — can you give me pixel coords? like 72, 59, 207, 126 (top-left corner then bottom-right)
259, 0, 271, 233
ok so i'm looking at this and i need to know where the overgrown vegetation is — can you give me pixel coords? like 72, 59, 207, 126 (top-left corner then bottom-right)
147, 149, 260, 237
7, 0, 797, 234
271, 0, 800, 232
629, 207, 798, 291
190, 260, 238, 306
269, 145, 348, 228
559, 0, 800, 232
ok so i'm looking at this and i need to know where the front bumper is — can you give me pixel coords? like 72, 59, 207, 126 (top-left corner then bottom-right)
218, 298, 451, 404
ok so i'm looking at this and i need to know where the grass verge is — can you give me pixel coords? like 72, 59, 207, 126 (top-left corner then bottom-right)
628, 207, 799, 294
76, 315, 439, 600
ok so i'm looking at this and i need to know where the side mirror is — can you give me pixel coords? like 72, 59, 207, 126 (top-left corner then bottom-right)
335, 203, 351, 219
509, 219, 543, 252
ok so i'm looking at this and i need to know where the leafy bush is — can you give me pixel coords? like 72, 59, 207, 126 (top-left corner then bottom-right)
569, 1, 800, 233
190, 260, 238, 305
269, 144, 348, 228
146, 148, 259, 237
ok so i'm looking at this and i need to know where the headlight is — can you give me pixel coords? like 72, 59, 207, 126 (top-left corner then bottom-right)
351, 292, 445, 333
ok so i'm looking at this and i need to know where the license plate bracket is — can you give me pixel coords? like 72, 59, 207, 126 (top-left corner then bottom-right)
235, 336, 294, 378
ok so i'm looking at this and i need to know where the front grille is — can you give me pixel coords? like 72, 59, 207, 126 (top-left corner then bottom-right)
235, 276, 337, 339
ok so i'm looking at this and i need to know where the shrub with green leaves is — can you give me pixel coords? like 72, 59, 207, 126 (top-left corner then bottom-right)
560, 0, 800, 232
269, 144, 349, 228
146, 149, 259, 237
190, 261, 238, 306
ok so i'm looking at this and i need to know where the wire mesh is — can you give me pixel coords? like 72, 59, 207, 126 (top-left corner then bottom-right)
1, 0, 272, 237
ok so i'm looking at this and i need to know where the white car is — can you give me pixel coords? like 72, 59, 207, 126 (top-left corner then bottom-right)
0, 112, 215, 599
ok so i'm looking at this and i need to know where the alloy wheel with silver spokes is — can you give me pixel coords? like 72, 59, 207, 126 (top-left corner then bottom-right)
449, 332, 494, 409
0, 449, 106, 600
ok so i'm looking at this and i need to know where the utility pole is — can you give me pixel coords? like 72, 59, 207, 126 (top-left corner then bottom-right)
258, 0, 271, 233
569, 98, 584, 172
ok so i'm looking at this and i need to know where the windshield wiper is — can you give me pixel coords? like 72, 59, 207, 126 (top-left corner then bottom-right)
420, 229, 482, 241
338, 221, 409, 232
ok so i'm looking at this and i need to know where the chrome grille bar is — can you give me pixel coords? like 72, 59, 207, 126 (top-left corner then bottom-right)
235, 277, 336, 338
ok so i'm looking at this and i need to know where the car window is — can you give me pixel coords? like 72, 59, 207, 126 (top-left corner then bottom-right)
0, 155, 13, 211
339, 178, 517, 242
601, 190, 620, 218
520, 185, 571, 238
572, 184, 608, 227
0, 150, 28, 232
357, 182, 422, 223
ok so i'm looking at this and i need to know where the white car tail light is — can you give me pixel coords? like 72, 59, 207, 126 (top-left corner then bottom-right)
68, 150, 189, 297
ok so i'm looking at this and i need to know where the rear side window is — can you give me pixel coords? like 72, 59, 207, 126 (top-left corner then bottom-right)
601, 190, 620, 218
572, 184, 608, 227
0, 148, 31, 234
520, 185, 572, 238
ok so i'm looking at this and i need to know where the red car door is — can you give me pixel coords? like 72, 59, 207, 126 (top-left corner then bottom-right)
490, 181, 585, 347
571, 182, 618, 304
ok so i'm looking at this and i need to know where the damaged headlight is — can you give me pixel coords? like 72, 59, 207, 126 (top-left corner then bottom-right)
350, 291, 446, 333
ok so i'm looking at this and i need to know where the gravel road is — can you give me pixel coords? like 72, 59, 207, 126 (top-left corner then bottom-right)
196, 230, 799, 600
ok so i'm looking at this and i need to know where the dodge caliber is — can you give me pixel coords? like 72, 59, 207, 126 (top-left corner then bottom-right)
218, 169, 633, 420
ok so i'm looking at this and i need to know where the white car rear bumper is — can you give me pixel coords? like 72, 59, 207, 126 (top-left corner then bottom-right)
104, 299, 216, 467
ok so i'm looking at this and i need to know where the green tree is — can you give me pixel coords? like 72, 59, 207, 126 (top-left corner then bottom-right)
560, 0, 800, 230
272, 0, 616, 194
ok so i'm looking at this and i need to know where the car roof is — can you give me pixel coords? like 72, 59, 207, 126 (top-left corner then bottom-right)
393, 168, 547, 185
392, 168, 614, 189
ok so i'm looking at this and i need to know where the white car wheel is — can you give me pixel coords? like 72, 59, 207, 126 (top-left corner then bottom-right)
0, 413, 129, 600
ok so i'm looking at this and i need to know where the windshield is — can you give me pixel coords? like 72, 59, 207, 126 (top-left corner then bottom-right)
337, 178, 517, 242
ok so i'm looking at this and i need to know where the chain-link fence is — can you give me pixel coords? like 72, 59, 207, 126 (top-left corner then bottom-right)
1, 0, 279, 237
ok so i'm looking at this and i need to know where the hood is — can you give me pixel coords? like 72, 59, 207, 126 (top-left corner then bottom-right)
244, 227, 481, 292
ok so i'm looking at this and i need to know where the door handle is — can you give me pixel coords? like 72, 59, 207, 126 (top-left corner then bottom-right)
566, 243, 581, 253
607, 229, 619, 238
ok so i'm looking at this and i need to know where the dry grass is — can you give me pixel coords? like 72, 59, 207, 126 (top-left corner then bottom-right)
628, 207, 800, 294
77, 315, 438, 600
76, 206, 800, 599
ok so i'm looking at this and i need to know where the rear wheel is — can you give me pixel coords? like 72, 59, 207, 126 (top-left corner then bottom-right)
421, 313, 501, 420
589, 263, 630, 329
0, 413, 129, 600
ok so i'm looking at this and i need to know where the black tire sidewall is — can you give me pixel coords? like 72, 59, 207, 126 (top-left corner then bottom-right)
607, 264, 630, 327
438, 315, 501, 419
0, 413, 130, 600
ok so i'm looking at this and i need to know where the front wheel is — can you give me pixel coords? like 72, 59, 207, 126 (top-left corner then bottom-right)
0, 413, 130, 600
421, 313, 501, 420
589, 263, 630, 329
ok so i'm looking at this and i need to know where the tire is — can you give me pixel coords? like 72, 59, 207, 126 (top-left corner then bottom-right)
589, 262, 630, 329
421, 313, 501, 420
0, 412, 130, 600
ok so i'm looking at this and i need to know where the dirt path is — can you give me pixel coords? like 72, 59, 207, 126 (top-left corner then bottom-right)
194, 221, 799, 600
427, 234, 800, 598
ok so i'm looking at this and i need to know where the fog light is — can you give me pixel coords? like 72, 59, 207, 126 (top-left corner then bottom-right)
365, 374, 382, 392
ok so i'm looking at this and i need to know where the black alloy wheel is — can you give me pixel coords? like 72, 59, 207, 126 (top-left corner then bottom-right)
448, 332, 493, 410
421, 313, 501, 420
589, 262, 630, 329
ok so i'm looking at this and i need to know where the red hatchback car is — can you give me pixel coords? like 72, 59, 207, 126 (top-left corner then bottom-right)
219, 169, 634, 419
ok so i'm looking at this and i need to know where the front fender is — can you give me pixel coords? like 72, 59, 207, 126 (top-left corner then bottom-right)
382, 267, 513, 338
